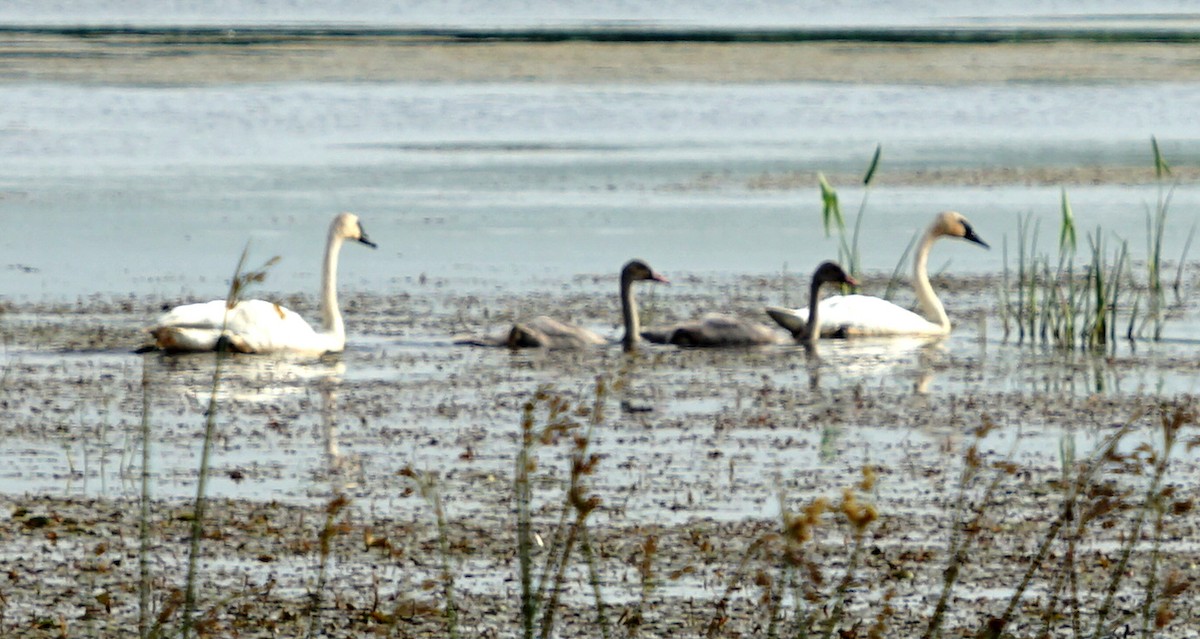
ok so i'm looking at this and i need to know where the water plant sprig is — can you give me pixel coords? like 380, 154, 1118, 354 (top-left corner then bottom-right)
815, 144, 882, 291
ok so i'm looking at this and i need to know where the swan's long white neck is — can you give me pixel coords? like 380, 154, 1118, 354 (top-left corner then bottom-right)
620, 274, 639, 352
319, 225, 346, 341
913, 227, 950, 333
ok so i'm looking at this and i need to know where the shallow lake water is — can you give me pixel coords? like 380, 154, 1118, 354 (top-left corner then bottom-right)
1, 22, 1199, 635
4, 81, 1200, 301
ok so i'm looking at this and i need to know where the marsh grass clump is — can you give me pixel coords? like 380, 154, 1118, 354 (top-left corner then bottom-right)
1002, 138, 1191, 351
1004, 196, 1115, 351
1002, 199, 1130, 351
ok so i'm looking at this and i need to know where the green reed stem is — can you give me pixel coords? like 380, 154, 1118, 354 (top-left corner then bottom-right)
307, 494, 349, 639
884, 233, 917, 302
1172, 221, 1195, 302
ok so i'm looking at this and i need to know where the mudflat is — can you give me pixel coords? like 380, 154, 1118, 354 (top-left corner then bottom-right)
3, 32, 1200, 85
1, 278, 1199, 637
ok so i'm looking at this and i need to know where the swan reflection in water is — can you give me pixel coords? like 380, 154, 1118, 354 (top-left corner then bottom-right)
315, 363, 363, 490
143, 352, 359, 489
800, 335, 944, 394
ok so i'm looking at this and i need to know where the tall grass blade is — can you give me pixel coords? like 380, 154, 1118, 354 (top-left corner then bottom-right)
579, 524, 611, 639
517, 398, 538, 639
1151, 135, 1171, 179
883, 233, 917, 302
862, 143, 882, 186
307, 494, 349, 639
999, 234, 1011, 339
1171, 221, 1195, 301
817, 173, 843, 238
1059, 189, 1077, 255
413, 472, 459, 639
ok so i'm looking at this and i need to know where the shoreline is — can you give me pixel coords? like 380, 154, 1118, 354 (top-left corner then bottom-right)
4, 33, 1200, 85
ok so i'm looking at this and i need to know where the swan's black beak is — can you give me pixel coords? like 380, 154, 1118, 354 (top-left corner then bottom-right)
962, 223, 989, 249
357, 225, 378, 249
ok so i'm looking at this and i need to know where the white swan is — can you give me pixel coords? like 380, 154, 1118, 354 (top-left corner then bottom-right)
147, 212, 377, 355
644, 261, 855, 347
766, 211, 988, 338
457, 259, 668, 351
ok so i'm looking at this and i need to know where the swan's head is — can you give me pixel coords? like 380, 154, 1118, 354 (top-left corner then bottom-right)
812, 261, 857, 288
621, 259, 669, 284
332, 212, 378, 248
933, 211, 988, 249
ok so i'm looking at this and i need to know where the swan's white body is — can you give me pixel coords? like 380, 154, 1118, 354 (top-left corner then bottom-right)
148, 212, 376, 355
766, 211, 988, 338
769, 293, 946, 338
457, 259, 667, 351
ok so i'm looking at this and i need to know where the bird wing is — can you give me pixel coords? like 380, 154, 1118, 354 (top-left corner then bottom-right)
150, 299, 320, 353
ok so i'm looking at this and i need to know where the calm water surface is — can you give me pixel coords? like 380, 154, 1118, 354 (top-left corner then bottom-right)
3, 82, 1199, 300
2, 9, 1199, 512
